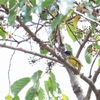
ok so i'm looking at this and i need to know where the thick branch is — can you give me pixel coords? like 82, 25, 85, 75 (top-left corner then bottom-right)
16, 16, 58, 58
65, 67, 85, 100
0, 43, 59, 62
86, 67, 100, 100
89, 51, 99, 78
76, 30, 92, 58
81, 74, 100, 100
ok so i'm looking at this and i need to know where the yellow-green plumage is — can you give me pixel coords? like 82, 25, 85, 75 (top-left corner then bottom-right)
64, 51, 82, 72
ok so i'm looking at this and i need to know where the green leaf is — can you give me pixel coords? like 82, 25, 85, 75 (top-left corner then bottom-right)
5, 94, 12, 100
9, 0, 16, 9
48, 80, 54, 95
12, 95, 20, 100
21, 5, 32, 23
42, 0, 54, 8
38, 87, 46, 100
96, 0, 100, 4
0, 0, 8, 4
93, 42, 100, 49
34, 80, 40, 92
49, 71, 56, 91
91, 22, 96, 31
30, 0, 36, 6
25, 87, 36, 100
51, 14, 65, 31
40, 11, 48, 20
31, 70, 42, 92
40, 49, 48, 54
25, 87, 45, 100
31, 70, 43, 82
0, 0, 2, 3
44, 81, 49, 96
30, 0, 37, 12
56, 83, 62, 94
18, 0, 27, 7
62, 94, 69, 100
65, 43, 72, 52
0, 29, 6, 40
11, 77, 30, 95
49, 71, 56, 82
85, 45, 92, 64
44, 72, 57, 98
98, 58, 100, 67
37, 0, 54, 13
66, 24, 76, 42
8, 5, 18, 25
67, 9, 74, 17
44, 78, 53, 95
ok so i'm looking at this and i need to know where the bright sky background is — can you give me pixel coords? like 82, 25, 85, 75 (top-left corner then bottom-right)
0, 0, 100, 100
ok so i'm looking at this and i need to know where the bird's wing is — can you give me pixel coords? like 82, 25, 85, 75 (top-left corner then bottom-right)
68, 56, 83, 66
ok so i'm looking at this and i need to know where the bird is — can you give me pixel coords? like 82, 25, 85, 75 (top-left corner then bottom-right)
64, 50, 82, 72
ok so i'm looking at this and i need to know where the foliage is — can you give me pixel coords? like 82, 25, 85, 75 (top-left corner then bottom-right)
11, 77, 30, 96
0, 0, 100, 100
7, 70, 67, 100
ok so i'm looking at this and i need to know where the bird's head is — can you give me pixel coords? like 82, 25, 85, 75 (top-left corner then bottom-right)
64, 50, 72, 56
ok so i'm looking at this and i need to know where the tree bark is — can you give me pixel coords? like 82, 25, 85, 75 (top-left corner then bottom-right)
65, 67, 85, 100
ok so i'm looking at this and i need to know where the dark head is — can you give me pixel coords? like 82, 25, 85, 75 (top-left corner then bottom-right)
64, 51, 72, 55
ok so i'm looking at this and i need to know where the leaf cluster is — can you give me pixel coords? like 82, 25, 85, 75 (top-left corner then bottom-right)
5, 70, 68, 100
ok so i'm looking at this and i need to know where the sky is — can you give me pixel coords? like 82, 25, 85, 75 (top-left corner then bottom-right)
0, 0, 100, 100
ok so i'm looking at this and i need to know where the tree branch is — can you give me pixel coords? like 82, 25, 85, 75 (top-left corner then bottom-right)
0, 43, 59, 62
74, 10, 100, 26
81, 74, 100, 100
16, 16, 59, 57
89, 51, 99, 78
65, 67, 85, 100
8, 44, 18, 94
86, 67, 100, 100
76, 30, 92, 58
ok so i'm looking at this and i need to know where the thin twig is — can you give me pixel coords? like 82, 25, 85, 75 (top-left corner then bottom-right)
46, 8, 55, 19
88, 51, 99, 78
74, 10, 100, 26
35, 18, 40, 34
34, 21, 50, 34
8, 44, 19, 94
56, 25, 63, 46
31, 21, 50, 27
88, 39, 100, 42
